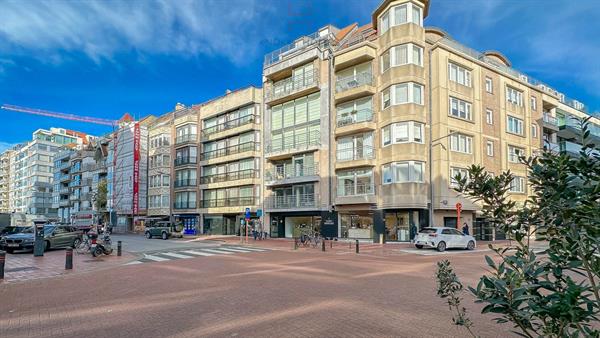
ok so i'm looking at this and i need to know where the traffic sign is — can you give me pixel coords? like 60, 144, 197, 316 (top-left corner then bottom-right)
245, 207, 251, 219
455, 202, 462, 212
257, 209, 262, 217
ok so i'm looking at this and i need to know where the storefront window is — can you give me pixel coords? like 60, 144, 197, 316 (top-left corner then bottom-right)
340, 214, 373, 239
385, 211, 419, 241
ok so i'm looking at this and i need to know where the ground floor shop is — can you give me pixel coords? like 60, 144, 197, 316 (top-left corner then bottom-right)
268, 211, 337, 239
337, 208, 428, 242
202, 213, 261, 236
174, 214, 199, 235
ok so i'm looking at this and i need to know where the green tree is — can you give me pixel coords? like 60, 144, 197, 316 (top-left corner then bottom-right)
436, 118, 600, 337
95, 179, 107, 211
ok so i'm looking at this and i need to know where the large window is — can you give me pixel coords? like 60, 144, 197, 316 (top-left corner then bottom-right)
175, 146, 197, 163
382, 161, 424, 184
450, 167, 469, 188
381, 43, 423, 72
149, 174, 170, 188
379, 2, 423, 35
508, 145, 524, 163
271, 92, 320, 131
510, 176, 526, 193
450, 133, 472, 154
506, 86, 523, 106
449, 97, 472, 120
150, 134, 170, 149
382, 121, 423, 146
337, 168, 374, 196
337, 97, 373, 127
174, 192, 196, 209
203, 105, 255, 134
176, 124, 197, 143
448, 63, 472, 87
273, 63, 315, 97
382, 82, 424, 108
337, 133, 374, 161
507, 116, 524, 135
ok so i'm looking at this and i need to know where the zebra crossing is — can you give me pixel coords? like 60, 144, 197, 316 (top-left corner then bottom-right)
125, 246, 268, 265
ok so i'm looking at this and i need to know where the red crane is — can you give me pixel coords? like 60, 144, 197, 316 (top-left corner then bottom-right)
1, 104, 120, 126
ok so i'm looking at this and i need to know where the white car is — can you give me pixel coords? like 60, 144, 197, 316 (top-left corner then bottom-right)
414, 227, 476, 252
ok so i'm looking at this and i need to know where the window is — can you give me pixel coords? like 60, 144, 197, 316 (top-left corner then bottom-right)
508, 145, 524, 163
485, 77, 493, 93
381, 43, 423, 72
485, 109, 493, 125
450, 167, 469, 188
448, 63, 472, 87
530, 96, 537, 111
381, 121, 424, 146
337, 168, 374, 196
531, 124, 538, 138
337, 133, 374, 161
379, 3, 422, 35
486, 141, 494, 156
271, 92, 320, 131
382, 161, 424, 184
382, 82, 424, 107
450, 133, 472, 154
507, 116, 524, 135
449, 97, 472, 120
510, 176, 526, 193
506, 86, 523, 106
337, 97, 373, 126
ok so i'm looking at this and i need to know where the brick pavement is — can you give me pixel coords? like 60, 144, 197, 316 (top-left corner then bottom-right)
0, 246, 517, 337
0, 249, 134, 284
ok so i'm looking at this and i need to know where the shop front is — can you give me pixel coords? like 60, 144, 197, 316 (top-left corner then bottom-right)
269, 211, 337, 238
339, 211, 374, 240
203, 213, 261, 236
382, 209, 427, 242
174, 214, 199, 235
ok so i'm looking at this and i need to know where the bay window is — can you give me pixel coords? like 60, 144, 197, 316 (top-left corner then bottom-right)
449, 133, 472, 154
381, 43, 423, 72
382, 82, 424, 108
382, 161, 424, 184
381, 121, 424, 146
379, 2, 423, 35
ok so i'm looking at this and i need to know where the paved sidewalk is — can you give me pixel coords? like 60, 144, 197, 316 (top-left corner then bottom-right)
1, 250, 134, 284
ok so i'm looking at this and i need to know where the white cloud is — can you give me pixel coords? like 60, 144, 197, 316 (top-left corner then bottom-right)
0, 142, 17, 153
0, 0, 281, 66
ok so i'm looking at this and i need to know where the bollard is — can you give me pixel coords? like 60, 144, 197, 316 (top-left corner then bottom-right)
331, 239, 333, 249
356, 240, 359, 254
117, 241, 122, 257
0, 250, 5, 280
293, 237, 298, 250
322, 238, 325, 252
65, 248, 73, 270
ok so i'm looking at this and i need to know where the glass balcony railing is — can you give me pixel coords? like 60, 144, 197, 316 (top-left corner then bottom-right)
202, 196, 255, 208
266, 70, 319, 102
267, 131, 320, 154
266, 193, 317, 209
264, 31, 332, 66
559, 116, 600, 138
336, 145, 375, 162
200, 169, 258, 184
202, 115, 256, 137
542, 112, 558, 126
338, 182, 375, 197
336, 109, 374, 127
265, 163, 319, 182
174, 179, 197, 188
200, 141, 257, 161
175, 134, 197, 145
335, 72, 373, 93
174, 157, 197, 166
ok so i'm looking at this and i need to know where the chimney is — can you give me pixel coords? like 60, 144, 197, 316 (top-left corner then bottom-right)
175, 102, 186, 111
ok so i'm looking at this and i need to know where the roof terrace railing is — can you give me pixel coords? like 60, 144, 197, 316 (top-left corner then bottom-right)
264, 32, 335, 67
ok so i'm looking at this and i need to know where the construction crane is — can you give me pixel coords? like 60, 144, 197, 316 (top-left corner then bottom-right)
1, 104, 119, 126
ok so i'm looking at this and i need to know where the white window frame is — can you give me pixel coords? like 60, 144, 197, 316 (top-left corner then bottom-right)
507, 116, 524, 135
382, 82, 424, 107
381, 43, 423, 72
449, 133, 473, 154
379, 2, 423, 35
531, 124, 538, 138
510, 176, 526, 193
382, 161, 424, 184
381, 121, 424, 146
485, 109, 493, 125
485, 77, 493, 93
450, 167, 469, 188
530, 96, 537, 111
508, 145, 525, 163
448, 63, 472, 87
486, 141, 494, 157
506, 86, 523, 106
448, 97, 473, 121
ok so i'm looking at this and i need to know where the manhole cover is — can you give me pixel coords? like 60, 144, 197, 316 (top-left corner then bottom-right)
6, 266, 39, 273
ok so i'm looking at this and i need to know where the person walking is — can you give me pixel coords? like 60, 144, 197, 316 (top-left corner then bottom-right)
462, 222, 469, 236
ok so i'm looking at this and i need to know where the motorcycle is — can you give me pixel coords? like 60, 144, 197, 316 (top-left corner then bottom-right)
91, 228, 113, 257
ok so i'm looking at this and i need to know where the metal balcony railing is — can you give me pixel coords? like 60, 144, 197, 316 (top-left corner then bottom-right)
338, 182, 375, 197
264, 31, 333, 66
335, 72, 373, 93
265, 163, 319, 182
175, 134, 198, 145
200, 169, 258, 184
336, 145, 375, 161
267, 131, 320, 154
59, 162, 70, 170
200, 141, 257, 161
542, 112, 558, 126
266, 70, 319, 102
174, 156, 197, 166
266, 193, 317, 209
202, 196, 255, 208
202, 115, 256, 137
336, 109, 374, 127
173, 201, 197, 209
174, 179, 197, 188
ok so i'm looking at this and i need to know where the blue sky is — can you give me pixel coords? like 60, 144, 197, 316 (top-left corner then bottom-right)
1, 0, 599, 152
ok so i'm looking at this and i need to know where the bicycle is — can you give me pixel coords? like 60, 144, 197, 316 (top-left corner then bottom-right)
75, 233, 92, 254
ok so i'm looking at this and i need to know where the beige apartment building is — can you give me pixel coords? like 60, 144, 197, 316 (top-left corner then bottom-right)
0, 150, 12, 213
261, 0, 599, 241
147, 112, 173, 220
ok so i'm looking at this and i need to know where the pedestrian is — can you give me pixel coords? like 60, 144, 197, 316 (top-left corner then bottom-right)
410, 222, 417, 242
253, 225, 258, 240
462, 222, 469, 235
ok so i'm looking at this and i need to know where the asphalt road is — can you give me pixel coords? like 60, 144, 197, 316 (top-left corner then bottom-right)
110, 234, 223, 253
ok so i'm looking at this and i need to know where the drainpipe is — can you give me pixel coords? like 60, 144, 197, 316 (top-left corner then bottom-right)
328, 47, 334, 213
428, 42, 441, 227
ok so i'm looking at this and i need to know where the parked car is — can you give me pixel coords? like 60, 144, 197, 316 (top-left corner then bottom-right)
145, 221, 183, 240
1, 224, 82, 253
0, 225, 30, 249
414, 227, 476, 252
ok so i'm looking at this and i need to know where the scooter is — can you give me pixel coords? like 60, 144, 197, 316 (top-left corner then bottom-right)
91, 228, 113, 257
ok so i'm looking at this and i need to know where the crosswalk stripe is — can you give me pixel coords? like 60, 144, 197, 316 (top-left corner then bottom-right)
229, 246, 266, 252
144, 254, 170, 262
181, 250, 215, 257
217, 247, 254, 253
125, 260, 143, 265
201, 248, 234, 255
161, 252, 193, 259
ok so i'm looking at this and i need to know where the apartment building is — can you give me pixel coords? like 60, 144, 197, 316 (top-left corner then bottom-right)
147, 112, 173, 220
9, 128, 90, 219
198, 87, 262, 235
259, 0, 599, 242
0, 150, 12, 213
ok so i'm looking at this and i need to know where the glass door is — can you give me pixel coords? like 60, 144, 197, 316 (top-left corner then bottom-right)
293, 156, 304, 177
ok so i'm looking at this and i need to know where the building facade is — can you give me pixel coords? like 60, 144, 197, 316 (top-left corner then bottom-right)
0, 150, 12, 213
147, 112, 173, 220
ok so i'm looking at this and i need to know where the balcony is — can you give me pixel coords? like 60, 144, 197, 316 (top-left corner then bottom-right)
336, 146, 375, 169
174, 179, 197, 188
265, 70, 319, 105
557, 116, 600, 142
265, 193, 317, 210
173, 201, 197, 210
202, 115, 256, 140
559, 141, 600, 157
174, 157, 197, 167
200, 169, 259, 185
59, 187, 69, 194
265, 163, 319, 186
175, 134, 198, 145
541, 112, 559, 131
334, 72, 375, 103
264, 30, 333, 67
266, 131, 320, 160
68, 180, 81, 188
59, 174, 70, 182
59, 200, 70, 207
59, 162, 70, 170
336, 182, 376, 205
200, 141, 257, 161
336, 109, 376, 136
202, 196, 255, 208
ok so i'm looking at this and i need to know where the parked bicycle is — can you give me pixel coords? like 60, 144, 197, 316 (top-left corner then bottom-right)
298, 228, 322, 248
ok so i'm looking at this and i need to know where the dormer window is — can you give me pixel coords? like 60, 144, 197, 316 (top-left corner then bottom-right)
379, 2, 423, 35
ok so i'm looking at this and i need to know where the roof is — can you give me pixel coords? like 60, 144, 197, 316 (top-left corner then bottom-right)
372, 0, 430, 29
335, 23, 358, 41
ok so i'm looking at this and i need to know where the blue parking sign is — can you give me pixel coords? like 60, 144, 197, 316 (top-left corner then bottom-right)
257, 209, 262, 217
245, 207, 251, 219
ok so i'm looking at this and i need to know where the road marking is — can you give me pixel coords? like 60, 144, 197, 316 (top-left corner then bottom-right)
125, 261, 143, 265
143, 254, 170, 262
201, 248, 234, 255
217, 247, 254, 253
181, 250, 215, 257
229, 246, 267, 252
161, 252, 193, 259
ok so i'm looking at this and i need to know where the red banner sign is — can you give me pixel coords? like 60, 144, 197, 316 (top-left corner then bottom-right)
132, 123, 140, 215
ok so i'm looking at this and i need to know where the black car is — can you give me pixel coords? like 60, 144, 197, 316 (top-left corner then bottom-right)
1, 225, 82, 253
0, 226, 29, 250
